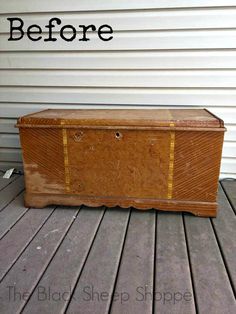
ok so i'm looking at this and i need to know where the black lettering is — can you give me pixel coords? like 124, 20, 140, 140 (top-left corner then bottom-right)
27, 24, 42, 41
60, 25, 76, 41
8, 17, 114, 43
7, 17, 24, 41
44, 17, 61, 42
98, 24, 113, 41
79, 24, 96, 41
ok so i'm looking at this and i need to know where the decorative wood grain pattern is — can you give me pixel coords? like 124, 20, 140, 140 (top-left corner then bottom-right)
173, 131, 224, 202
19, 128, 65, 194
17, 109, 225, 217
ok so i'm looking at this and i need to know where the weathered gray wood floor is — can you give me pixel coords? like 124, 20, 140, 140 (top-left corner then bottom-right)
0, 175, 235, 314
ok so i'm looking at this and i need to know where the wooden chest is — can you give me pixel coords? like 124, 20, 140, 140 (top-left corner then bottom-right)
16, 109, 225, 217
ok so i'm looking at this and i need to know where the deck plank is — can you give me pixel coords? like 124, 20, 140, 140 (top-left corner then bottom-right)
66, 207, 130, 314
22, 206, 105, 314
0, 207, 79, 314
0, 176, 24, 211
184, 214, 236, 314
0, 176, 235, 313
0, 174, 19, 191
212, 184, 236, 294
154, 212, 196, 314
0, 206, 55, 281
221, 180, 236, 214
110, 209, 156, 314
0, 192, 28, 239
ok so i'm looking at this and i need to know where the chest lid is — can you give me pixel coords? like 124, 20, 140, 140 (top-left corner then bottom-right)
16, 108, 225, 130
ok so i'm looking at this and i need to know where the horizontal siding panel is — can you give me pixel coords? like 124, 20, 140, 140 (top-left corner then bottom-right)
2, 51, 236, 70
2, 30, 236, 51
2, 69, 236, 88
0, 161, 23, 171
0, 148, 22, 162
0, 134, 20, 148
220, 174, 236, 178
220, 173, 236, 178
2, 9, 236, 33
0, 118, 18, 133
208, 108, 236, 124
2, 0, 236, 14
1, 87, 236, 106
222, 142, 236, 157
224, 125, 236, 141
220, 158, 236, 173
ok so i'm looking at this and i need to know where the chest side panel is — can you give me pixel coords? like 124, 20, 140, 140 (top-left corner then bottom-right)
19, 128, 65, 194
173, 131, 224, 202
66, 129, 170, 198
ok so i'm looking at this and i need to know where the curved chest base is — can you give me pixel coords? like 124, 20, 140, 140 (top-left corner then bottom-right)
24, 192, 217, 217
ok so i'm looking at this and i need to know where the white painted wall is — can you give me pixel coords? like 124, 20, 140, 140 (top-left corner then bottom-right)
0, 0, 236, 177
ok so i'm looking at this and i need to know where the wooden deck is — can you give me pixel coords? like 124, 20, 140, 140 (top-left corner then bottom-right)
0, 175, 235, 314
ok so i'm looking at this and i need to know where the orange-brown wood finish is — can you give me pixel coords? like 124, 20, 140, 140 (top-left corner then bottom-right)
16, 109, 225, 217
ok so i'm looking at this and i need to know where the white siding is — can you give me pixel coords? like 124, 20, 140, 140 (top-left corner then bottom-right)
0, 1, 236, 178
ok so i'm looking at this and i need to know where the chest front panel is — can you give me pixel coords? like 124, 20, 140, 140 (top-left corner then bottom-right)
66, 129, 170, 198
